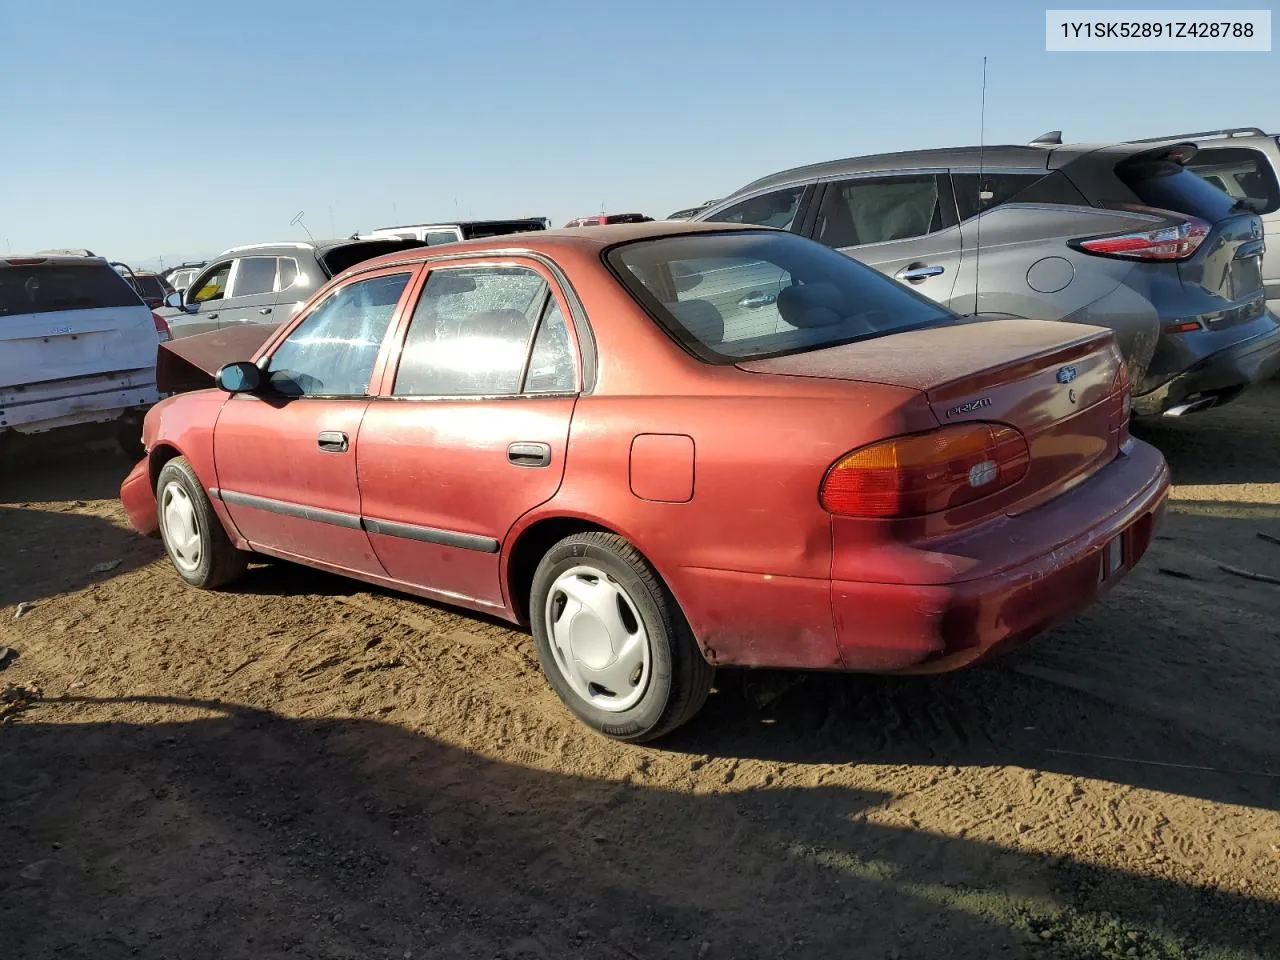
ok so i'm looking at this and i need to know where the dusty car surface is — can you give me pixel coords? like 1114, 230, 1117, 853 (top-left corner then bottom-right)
120, 222, 1170, 741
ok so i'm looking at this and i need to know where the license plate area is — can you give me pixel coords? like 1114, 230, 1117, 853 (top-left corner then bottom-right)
1230, 255, 1262, 300
1099, 533, 1126, 583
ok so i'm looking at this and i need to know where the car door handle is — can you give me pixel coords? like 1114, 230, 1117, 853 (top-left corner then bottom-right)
737, 291, 777, 308
205, 312, 219, 320
895, 264, 944, 283
258, 307, 272, 315
507, 442, 552, 468
317, 431, 349, 453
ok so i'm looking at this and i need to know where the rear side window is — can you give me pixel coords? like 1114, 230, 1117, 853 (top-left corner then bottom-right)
1185, 147, 1280, 215
609, 230, 955, 362
814, 174, 954, 248
951, 171, 1088, 221
0, 262, 141, 317
1118, 160, 1235, 221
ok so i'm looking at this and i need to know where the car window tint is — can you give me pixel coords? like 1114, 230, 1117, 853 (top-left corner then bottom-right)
188, 262, 232, 303
707, 187, 805, 230
425, 231, 459, 245
1186, 147, 1280, 215
953, 173, 1042, 221
231, 256, 277, 297
1118, 159, 1236, 222
0, 262, 141, 317
815, 174, 947, 248
267, 272, 411, 397
277, 257, 298, 290
394, 266, 547, 397
524, 298, 577, 393
610, 230, 955, 362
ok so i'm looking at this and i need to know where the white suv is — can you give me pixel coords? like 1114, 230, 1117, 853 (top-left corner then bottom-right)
1, 254, 167, 458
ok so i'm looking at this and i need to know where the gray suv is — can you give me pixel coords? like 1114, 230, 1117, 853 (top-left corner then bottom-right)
696, 136, 1280, 416
157, 237, 426, 339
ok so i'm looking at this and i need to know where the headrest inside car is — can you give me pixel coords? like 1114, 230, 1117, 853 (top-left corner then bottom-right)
776, 282, 847, 328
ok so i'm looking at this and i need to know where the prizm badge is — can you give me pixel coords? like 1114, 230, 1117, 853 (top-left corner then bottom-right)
1056, 365, 1079, 384
945, 396, 992, 418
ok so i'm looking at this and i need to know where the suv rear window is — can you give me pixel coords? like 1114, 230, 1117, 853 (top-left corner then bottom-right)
1118, 160, 1235, 221
608, 230, 955, 362
1185, 146, 1280, 215
0, 261, 142, 317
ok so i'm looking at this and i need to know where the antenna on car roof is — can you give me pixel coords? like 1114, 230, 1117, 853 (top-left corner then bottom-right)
290, 210, 316, 245
971, 56, 988, 318
1029, 129, 1062, 145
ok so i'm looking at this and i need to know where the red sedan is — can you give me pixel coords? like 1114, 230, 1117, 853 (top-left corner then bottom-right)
121, 222, 1170, 741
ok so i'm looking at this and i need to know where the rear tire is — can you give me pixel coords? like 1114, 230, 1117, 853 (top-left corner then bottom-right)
156, 457, 248, 589
530, 531, 713, 742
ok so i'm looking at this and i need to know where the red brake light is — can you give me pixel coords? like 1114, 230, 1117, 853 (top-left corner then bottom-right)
4, 257, 48, 266
151, 311, 171, 342
1074, 214, 1210, 261
820, 423, 1030, 519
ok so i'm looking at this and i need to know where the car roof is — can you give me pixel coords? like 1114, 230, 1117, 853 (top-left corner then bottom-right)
347, 221, 766, 274
373, 219, 547, 230
3, 254, 109, 266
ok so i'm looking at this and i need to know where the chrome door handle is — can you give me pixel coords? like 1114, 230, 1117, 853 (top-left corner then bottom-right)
507, 441, 551, 467
895, 264, 945, 283
737, 291, 777, 308
205, 312, 219, 320
259, 307, 272, 315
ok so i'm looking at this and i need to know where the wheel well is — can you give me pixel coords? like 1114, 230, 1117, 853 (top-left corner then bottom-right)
148, 443, 183, 490
506, 517, 616, 625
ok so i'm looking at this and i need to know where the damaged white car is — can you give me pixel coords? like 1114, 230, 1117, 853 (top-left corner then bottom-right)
1, 253, 169, 457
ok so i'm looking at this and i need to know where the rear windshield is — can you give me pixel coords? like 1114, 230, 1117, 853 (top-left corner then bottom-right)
319, 239, 425, 277
0, 261, 142, 317
1118, 160, 1236, 221
128, 274, 172, 298
607, 230, 955, 362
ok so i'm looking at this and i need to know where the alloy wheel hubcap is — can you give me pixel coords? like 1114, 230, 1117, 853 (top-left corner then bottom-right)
161, 481, 202, 573
544, 565, 651, 712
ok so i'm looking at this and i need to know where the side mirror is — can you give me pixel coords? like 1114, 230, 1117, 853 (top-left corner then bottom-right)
163, 291, 183, 309
215, 361, 262, 394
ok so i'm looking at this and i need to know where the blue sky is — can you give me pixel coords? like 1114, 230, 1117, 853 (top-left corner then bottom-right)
1, 0, 1276, 268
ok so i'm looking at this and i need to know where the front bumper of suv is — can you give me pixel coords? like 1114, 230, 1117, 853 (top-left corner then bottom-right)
1133, 319, 1280, 416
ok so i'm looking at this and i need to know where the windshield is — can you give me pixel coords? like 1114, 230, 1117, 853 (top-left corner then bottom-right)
607, 230, 956, 362
0, 261, 142, 317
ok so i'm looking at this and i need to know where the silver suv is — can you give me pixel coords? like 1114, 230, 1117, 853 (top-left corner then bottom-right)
696, 135, 1280, 416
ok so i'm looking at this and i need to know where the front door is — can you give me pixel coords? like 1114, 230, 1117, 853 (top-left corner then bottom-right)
213, 267, 417, 574
810, 172, 964, 309
357, 260, 581, 608
168, 259, 233, 337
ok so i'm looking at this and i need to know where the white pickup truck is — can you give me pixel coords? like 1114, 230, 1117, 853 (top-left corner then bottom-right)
1, 254, 167, 458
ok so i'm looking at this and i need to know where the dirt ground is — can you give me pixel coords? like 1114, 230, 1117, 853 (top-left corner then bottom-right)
2, 386, 1279, 960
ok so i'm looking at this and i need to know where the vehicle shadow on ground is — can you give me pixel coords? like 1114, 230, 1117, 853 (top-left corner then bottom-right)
0, 437, 134, 505
2, 696, 1274, 960
0, 505, 161, 608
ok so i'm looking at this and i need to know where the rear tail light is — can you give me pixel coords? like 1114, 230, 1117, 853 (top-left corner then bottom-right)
1108, 361, 1131, 443
820, 423, 1030, 519
1164, 320, 1203, 334
151, 311, 171, 342
1072, 211, 1210, 262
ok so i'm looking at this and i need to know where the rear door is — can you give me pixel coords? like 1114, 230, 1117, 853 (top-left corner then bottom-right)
216, 255, 285, 329
213, 266, 417, 573
0, 258, 156, 388
809, 172, 963, 307
357, 260, 579, 608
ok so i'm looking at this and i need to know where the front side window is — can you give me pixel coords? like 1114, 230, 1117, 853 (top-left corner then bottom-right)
266, 272, 411, 397
609, 230, 955, 362
393, 265, 555, 397
707, 187, 806, 231
814, 174, 952, 248
189, 261, 232, 303
230, 256, 277, 297
1186, 147, 1280, 214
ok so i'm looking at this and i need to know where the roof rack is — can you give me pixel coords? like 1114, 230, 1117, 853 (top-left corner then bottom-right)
1130, 127, 1267, 144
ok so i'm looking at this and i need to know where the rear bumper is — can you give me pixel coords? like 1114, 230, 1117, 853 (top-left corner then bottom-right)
1133, 319, 1280, 415
0, 374, 161, 435
121, 458, 160, 538
831, 439, 1170, 673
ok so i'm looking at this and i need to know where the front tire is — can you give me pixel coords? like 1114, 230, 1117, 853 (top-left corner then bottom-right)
156, 457, 248, 589
530, 531, 713, 742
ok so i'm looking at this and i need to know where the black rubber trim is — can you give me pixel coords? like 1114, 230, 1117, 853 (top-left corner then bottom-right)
219, 489, 363, 530
362, 517, 499, 553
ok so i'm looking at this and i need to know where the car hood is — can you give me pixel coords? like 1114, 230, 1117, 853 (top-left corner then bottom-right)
157, 324, 277, 393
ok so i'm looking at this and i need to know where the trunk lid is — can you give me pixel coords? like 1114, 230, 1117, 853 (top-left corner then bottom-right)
737, 317, 1123, 507
1, 259, 157, 388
